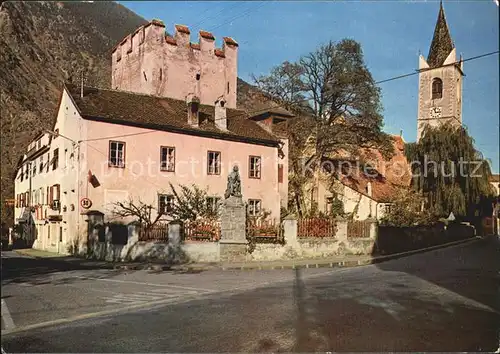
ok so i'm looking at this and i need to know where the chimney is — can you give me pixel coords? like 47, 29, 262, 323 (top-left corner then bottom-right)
186, 94, 200, 127
366, 182, 373, 198
215, 98, 227, 130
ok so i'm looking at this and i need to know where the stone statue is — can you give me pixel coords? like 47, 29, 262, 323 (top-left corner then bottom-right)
224, 165, 242, 199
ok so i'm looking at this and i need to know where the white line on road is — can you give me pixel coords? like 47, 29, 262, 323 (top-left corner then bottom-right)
76, 276, 214, 293
1, 299, 15, 330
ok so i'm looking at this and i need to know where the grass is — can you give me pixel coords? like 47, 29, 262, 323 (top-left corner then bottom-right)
14, 248, 67, 258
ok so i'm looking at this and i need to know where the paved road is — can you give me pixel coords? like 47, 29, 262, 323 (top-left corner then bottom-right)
2, 236, 500, 352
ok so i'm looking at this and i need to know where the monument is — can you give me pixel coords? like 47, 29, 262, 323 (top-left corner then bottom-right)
219, 165, 247, 261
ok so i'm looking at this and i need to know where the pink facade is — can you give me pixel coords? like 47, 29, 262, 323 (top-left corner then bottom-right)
112, 20, 238, 109
82, 119, 285, 221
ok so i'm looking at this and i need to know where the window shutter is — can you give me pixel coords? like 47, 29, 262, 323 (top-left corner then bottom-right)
55, 184, 60, 200
278, 164, 284, 183
49, 186, 54, 205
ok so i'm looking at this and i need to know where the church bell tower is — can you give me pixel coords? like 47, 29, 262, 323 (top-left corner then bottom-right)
417, 1, 464, 142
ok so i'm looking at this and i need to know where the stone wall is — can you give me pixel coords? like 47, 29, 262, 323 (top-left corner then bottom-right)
246, 217, 378, 261
87, 222, 220, 263
376, 222, 475, 256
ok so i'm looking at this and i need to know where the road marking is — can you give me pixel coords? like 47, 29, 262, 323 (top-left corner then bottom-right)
1, 299, 15, 330
75, 276, 214, 293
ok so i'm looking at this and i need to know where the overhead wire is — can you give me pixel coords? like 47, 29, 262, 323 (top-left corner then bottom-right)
81, 50, 499, 141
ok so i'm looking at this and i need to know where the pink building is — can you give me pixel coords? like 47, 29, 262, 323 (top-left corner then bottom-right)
13, 20, 289, 255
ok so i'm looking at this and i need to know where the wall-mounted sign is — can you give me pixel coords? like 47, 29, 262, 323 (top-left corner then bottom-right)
80, 198, 92, 209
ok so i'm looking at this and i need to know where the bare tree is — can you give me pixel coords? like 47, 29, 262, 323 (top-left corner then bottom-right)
253, 39, 394, 216
112, 199, 163, 230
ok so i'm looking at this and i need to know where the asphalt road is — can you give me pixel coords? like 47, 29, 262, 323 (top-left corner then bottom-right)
2, 236, 500, 352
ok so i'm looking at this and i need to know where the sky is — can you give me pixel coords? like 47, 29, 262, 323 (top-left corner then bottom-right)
119, 0, 499, 173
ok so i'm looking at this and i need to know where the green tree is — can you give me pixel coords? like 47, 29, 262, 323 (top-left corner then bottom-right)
167, 183, 219, 222
253, 39, 394, 216
405, 123, 495, 219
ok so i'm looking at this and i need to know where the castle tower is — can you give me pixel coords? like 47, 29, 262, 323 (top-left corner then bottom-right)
111, 20, 238, 109
417, 1, 464, 141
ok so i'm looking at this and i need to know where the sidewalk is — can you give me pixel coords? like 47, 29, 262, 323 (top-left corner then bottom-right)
13, 236, 481, 272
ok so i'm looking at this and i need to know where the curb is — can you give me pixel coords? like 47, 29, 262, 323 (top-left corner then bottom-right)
13, 237, 481, 273
213, 236, 481, 271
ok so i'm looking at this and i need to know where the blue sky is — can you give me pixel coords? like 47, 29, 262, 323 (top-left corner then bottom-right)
119, 0, 499, 173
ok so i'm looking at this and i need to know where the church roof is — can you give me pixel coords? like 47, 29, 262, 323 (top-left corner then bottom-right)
427, 1, 455, 68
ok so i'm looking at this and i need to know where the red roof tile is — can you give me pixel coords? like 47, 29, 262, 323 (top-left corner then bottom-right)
223, 37, 238, 47
214, 49, 225, 58
165, 36, 177, 45
65, 84, 280, 147
175, 24, 190, 34
199, 30, 215, 40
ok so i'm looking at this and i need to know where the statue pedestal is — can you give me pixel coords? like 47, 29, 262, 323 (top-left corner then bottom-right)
219, 196, 247, 262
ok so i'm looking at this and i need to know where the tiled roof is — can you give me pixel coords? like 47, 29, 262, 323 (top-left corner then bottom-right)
427, 2, 455, 68
490, 174, 500, 183
175, 24, 190, 34
199, 30, 215, 40
320, 136, 412, 203
65, 84, 280, 146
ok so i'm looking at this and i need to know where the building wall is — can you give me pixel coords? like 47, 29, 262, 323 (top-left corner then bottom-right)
111, 21, 238, 108
14, 90, 86, 254
82, 119, 283, 223
305, 176, 381, 220
417, 48, 463, 141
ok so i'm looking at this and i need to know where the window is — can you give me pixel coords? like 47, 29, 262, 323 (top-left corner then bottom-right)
227, 82, 229, 94
109, 141, 125, 167
249, 156, 261, 179
206, 197, 221, 212
278, 164, 284, 183
46, 153, 50, 172
117, 49, 122, 62
159, 68, 163, 81
248, 199, 261, 216
32, 161, 36, 176
196, 73, 200, 81
64, 149, 68, 169
207, 151, 221, 175
158, 194, 174, 214
432, 78, 443, 99
160, 146, 175, 172
52, 149, 59, 170
39, 155, 44, 174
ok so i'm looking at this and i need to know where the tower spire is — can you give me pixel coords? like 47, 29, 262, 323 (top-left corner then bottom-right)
427, 1, 454, 68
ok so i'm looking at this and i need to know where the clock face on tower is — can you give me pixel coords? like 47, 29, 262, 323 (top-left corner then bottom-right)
430, 106, 442, 119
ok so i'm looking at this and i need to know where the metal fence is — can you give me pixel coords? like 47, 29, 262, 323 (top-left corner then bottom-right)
184, 220, 221, 242
246, 218, 283, 243
138, 223, 169, 242
347, 220, 371, 238
297, 218, 337, 238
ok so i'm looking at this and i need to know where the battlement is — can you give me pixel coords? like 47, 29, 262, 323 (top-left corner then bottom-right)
111, 19, 238, 108
111, 20, 238, 62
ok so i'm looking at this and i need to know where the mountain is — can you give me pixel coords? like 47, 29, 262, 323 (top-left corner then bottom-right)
0, 1, 148, 225
0, 1, 278, 227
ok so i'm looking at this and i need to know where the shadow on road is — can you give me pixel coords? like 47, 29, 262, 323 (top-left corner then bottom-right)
1, 251, 127, 286
245, 237, 500, 352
